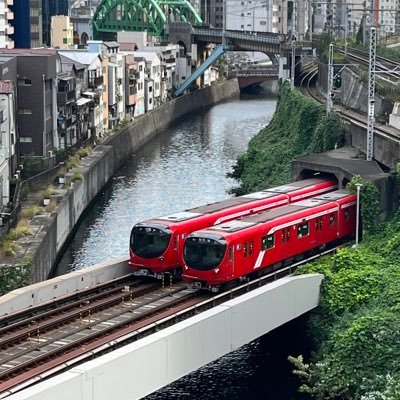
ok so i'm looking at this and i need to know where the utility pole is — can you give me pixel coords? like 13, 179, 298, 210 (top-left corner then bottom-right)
308, 0, 312, 42
291, 40, 295, 89
326, 43, 334, 114
222, 0, 226, 44
344, 5, 349, 57
367, 26, 376, 161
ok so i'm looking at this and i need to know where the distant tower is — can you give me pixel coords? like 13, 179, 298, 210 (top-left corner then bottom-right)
42, 0, 69, 46
12, 0, 43, 48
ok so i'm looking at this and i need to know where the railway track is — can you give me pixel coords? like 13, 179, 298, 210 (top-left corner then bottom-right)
299, 66, 400, 144
0, 245, 341, 398
337, 46, 400, 84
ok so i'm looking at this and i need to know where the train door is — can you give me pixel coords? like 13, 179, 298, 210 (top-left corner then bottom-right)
228, 246, 234, 278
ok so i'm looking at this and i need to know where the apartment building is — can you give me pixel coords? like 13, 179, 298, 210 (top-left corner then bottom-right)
12, 0, 42, 48
0, 0, 14, 49
42, 0, 69, 46
51, 15, 74, 49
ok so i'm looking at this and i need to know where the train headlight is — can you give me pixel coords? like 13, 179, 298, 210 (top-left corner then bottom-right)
214, 268, 219, 273
159, 256, 164, 261
184, 265, 188, 270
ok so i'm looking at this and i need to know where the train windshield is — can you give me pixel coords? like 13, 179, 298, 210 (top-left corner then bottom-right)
184, 236, 226, 271
130, 225, 171, 258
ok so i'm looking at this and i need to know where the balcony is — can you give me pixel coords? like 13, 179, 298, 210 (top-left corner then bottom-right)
88, 76, 103, 89
129, 71, 140, 81
6, 0, 13, 5
6, 11, 13, 20
57, 90, 75, 104
5, 25, 14, 35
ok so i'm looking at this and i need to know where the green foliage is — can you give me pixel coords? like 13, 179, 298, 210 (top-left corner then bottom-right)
294, 210, 400, 399
20, 205, 44, 219
21, 154, 45, 179
346, 175, 380, 231
356, 15, 364, 44
228, 83, 347, 195
0, 257, 33, 294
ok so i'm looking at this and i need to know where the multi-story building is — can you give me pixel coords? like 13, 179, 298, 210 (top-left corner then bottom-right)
42, 0, 68, 46
58, 48, 105, 139
134, 51, 162, 108
378, 0, 399, 35
0, 49, 59, 157
51, 15, 74, 49
12, 0, 42, 48
70, 0, 101, 45
102, 41, 125, 130
0, 0, 14, 49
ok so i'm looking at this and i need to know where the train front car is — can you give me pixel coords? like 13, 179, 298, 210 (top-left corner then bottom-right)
129, 178, 338, 279
182, 190, 357, 291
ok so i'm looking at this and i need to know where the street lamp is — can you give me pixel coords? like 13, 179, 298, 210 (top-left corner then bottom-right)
355, 183, 363, 248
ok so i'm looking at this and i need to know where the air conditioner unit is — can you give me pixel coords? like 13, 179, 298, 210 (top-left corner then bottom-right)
14, 173, 18, 179
48, 150, 54, 158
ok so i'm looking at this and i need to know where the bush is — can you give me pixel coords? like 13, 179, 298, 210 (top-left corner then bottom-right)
20, 205, 44, 219
76, 146, 92, 158
71, 172, 83, 182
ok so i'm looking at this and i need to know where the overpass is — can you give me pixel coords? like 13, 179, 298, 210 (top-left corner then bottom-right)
1, 258, 323, 400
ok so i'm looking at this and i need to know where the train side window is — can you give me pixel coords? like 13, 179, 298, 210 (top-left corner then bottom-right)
329, 214, 335, 226
297, 222, 309, 238
249, 241, 253, 255
344, 210, 350, 221
262, 233, 274, 250
229, 247, 233, 261
243, 242, 248, 257
315, 218, 323, 231
282, 228, 290, 243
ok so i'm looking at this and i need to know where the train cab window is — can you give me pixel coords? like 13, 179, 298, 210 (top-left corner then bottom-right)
262, 234, 275, 250
173, 236, 178, 249
297, 222, 309, 238
329, 214, 335, 226
344, 210, 350, 221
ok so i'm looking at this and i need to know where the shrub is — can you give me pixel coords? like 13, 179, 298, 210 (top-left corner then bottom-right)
71, 172, 83, 182
76, 146, 92, 158
0, 240, 19, 256
7, 224, 33, 241
40, 185, 57, 200
44, 200, 58, 213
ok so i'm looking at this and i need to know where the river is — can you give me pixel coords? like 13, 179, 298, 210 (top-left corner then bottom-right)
55, 88, 310, 399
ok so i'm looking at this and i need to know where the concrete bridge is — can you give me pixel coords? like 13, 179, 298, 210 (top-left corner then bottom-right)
228, 67, 279, 89
2, 259, 323, 400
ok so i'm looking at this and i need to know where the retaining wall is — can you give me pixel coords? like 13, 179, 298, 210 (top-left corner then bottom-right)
0, 80, 240, 285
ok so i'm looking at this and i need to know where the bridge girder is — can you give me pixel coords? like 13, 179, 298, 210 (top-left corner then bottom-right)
93, 0, 202, 40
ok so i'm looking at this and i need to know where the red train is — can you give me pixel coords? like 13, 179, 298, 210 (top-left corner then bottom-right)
182, 189, 357, 290
129, 178, 338, 278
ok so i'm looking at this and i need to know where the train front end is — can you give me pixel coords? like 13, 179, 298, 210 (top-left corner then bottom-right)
129, 222, 176, 278
182, 232, 230, 291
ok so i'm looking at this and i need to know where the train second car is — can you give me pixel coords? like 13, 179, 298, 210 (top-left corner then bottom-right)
129, 178, 338, 278
182, 190, 356, 290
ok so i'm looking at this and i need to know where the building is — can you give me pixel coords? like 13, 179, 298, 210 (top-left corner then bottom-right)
0, 0, 14, 49
51, 15, 74, 49
0, 49, 59, 157
42, 0, 68, 46
70, 0, 101, 45
12, 0, 42, 48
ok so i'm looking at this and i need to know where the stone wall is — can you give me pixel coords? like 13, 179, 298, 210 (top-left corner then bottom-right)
1, 80, 240, 285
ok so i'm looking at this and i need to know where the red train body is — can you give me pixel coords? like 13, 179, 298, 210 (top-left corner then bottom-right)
129, 178, 338, 278
182, 190, 357, 290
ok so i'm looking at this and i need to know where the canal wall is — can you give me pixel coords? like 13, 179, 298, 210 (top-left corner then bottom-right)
0, 80, 240, 286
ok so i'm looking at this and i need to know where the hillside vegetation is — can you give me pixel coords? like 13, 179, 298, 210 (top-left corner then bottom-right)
228, 82, 346, 195
230, 83, 399, 399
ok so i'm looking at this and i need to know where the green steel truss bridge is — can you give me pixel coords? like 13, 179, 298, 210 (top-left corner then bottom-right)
93, 0, 203, 40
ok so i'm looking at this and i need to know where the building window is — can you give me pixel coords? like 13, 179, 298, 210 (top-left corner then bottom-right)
18, 109, 32, 114
20, 136, 33, 143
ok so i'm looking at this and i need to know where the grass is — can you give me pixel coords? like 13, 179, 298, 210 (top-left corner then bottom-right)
44, 200, 58, 213
76, 146, 92, 158
20, 205, 44, 219
40, 185, 57, 200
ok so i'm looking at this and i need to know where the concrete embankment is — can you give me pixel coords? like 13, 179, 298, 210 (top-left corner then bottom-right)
0, 80, 240, 286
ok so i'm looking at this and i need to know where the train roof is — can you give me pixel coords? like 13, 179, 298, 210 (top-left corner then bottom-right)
204, 190, 353, 234
154, 178, 335, 222
263, 177, 332, 194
